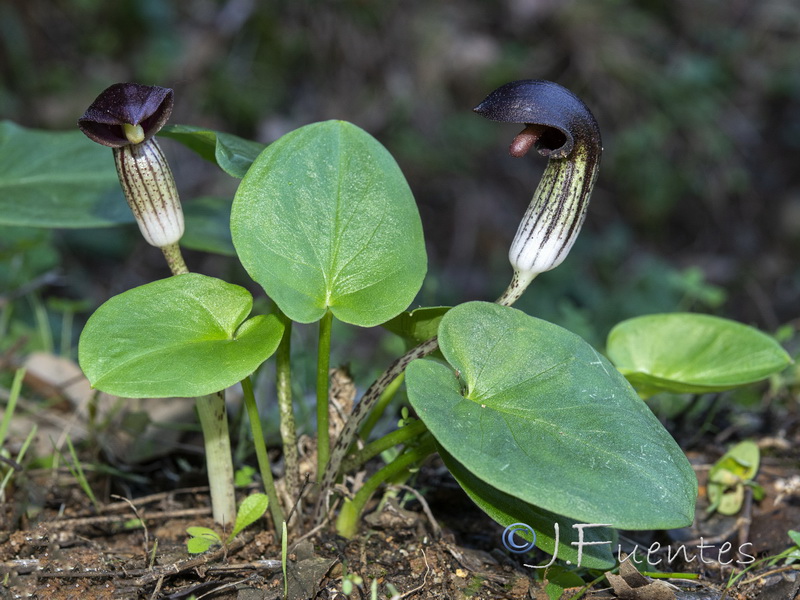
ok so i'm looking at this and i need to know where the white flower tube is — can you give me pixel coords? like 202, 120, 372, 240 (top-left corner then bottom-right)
113, 138, 185, 249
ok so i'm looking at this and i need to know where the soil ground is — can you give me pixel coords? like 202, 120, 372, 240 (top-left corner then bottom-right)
1, 361, 799, 600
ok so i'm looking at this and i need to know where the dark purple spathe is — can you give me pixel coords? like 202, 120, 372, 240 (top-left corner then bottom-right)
78, 83, 173, 148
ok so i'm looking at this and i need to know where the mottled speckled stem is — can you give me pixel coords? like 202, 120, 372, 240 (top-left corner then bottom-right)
495, 270, 537, 307
275, 310, 300, 501
161, 242, 188, 275
314, 336, 440, 524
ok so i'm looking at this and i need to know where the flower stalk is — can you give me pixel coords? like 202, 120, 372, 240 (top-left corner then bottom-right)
335, 434, 436, 538
315, 335, 439, 524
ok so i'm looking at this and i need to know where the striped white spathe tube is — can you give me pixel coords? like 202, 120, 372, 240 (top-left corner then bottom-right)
113, 137, 185, 248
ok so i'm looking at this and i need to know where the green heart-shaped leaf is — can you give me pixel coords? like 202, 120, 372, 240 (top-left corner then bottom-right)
159, 125, 265, 178
231, 121, 426, 326
406, 301, 697, 529
607, 313, 792, 396
79, 274, 283, 397
0, 121, 131, 227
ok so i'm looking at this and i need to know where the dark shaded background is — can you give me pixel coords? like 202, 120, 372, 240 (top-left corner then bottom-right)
2, 0, 799, 348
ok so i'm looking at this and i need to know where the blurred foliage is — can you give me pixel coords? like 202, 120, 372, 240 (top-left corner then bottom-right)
1, 0, 799, 342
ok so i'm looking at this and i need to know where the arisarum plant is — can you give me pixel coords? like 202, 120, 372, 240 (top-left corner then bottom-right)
76, 83, 284, 529
11, 76, 781, 564
317, 80, 602, 520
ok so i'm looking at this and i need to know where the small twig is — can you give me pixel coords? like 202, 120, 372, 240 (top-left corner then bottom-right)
289, 521, 328, 550
43, 506, 211, 529
360, 531, 373, 574
196, 574, 260, 599
133, 531, 255, 588
205, 560, 282, 572
679, 511, 753, 548
285, 474, 313, 524
19, 558, 281, 580
36, 571, 122, 580
0, 559, 41, 574
149, 575, 165, 600
0, 455, 22, 471
739, 564, 800, 585
102, 486, 214, 512
110, 494, 151, 563
388, 484, 442, 539
396, 548, 430, 599
737, 486, 753, 559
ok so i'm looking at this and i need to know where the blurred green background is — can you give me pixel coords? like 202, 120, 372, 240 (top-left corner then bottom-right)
2, 0, 799, 350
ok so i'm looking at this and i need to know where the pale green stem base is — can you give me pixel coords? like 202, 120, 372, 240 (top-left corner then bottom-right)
335, 434, 436, 538
241, 377, 285, 534
195, 391, 237, 527
342, 419, 427, 474
316, 311, 333, 478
